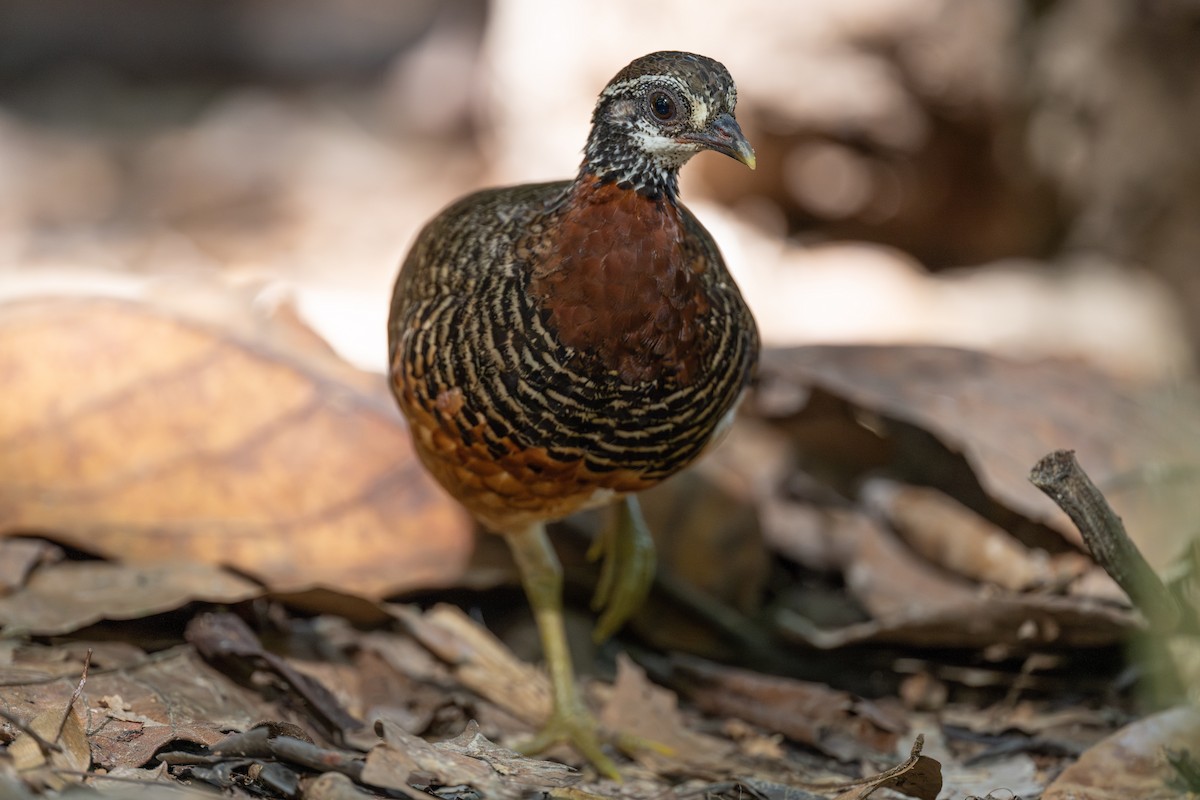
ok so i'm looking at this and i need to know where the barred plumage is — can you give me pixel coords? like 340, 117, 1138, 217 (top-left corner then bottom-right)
386, 50, 758, 777
389, 172, 757, 530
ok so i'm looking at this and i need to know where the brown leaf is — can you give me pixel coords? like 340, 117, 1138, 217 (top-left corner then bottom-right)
306, 771, 380, 800
768, 505, 1138, 649
0, 539, 60, 596
861, 479, 1081, 591
670, 655, 903, 762
600, 654, 734, 772
9, 698, 90, 790
185, 611, 363, 738
436, 721, 578, 788
0, 646, 280, 769
1042, 705, 1200, 800
757, 345, 1200, 568
737, 736, 942, 800
0, 297, 473, 598
362, 719, 574, 799
779, 591, 1139, 651
831, 750, 942, 800
391, 603, 552, 729
0, 561, 259, 637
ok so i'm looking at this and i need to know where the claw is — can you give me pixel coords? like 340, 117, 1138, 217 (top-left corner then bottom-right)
589, 496, 657, 643
515, 700, 621, 781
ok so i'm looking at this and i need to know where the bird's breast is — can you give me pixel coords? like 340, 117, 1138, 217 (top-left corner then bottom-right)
527, 176, 712, 386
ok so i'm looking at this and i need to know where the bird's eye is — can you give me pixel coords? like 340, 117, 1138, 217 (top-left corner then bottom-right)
649, 91, 677, 121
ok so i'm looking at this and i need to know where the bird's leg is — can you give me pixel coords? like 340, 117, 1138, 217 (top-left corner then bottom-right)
589, 495, 656, 643
505, 523, 620, 780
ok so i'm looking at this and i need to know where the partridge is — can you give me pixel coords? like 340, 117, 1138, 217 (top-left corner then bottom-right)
388, 51, 759, 777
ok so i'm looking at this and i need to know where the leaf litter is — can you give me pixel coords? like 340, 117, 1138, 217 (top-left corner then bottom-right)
1, 292, 1198, 799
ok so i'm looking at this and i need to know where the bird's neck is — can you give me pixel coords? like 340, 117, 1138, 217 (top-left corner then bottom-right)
528, 174, 709, 385
579, 138, 682, 201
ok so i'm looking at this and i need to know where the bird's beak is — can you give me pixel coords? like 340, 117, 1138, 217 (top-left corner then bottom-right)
679, 113, 756, 170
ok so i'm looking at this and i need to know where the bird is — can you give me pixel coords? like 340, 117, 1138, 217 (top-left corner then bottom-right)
387, 50, 759, 778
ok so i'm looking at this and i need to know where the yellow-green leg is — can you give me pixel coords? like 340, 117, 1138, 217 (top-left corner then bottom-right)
589, 495, 657, 643
505, 522, 620, 780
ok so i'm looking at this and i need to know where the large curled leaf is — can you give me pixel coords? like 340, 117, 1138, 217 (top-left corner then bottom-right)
0, 297, 473, 598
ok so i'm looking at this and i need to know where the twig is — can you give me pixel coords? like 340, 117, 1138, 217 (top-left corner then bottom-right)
1030, 450, 1181, 632
53, 648, 92, 744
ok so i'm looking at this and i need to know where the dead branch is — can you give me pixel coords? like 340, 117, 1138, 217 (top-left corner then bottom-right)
1029, 449, 1182, 633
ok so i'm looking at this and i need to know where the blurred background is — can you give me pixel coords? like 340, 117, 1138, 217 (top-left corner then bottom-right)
1, 0, 1198, 380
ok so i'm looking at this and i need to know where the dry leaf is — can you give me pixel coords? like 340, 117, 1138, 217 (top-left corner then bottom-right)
0, 561, 259, 636
305, 771, 378, 800
391, 603, 552, 728
0, 646, 280, 769
436, 721, 578, 788
11, 705, 90, 772
90, 763, 218, 798
0, 539, 60, 596
632, 467, 770, 655
669, 655, 903, 762
861, 479, 1068, 591
185, 611, 363, 737
0, 297, 473, 598
1042, 705, 1200, 800
768, 505, 1138, 649
362, 719, 574, 800
600, 654, 734, 772
828, 736, 941, 800
9, 699, 90, 790
831, 755, 942, 800
757, 345, 1200, 568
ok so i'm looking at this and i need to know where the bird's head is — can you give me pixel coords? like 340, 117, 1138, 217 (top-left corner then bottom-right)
582, 51, 755, 200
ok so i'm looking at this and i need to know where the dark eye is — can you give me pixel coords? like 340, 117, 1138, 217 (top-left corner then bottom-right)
649, 91, 676, 121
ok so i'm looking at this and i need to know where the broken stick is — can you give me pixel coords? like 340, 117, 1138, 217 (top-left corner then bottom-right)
1029, 449, 1182, 633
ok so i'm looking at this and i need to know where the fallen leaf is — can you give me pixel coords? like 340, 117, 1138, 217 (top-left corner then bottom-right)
305, 771, 378, 800
362, 719, 574, 799
1042, 705, 1200, 800
436, 721, 578, 788
831, 753, 941, 800
185, 611, 363, 738
9, 697, 90, 790
737, 736, 941, 800
669, 655, 903, 762
0, 297, 473, 598
861, 479, 1079, 591
0, 561, 259, 637
731, 779, 837, 800
757, 346, 1200, 568
391, 604, 552, 730
600, 654, 734, 772
632, 466, 771, 655
938, 752, 1044, 800
89, 763, 218, 798
0, 646, 280, 769
767, 505, 1138, 650
0, 539, 60, 596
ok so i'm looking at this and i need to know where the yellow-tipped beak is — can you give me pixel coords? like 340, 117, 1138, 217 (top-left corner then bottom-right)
681, 112, 756, 170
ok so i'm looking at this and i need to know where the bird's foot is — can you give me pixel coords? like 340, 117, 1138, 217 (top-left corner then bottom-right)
516, 699, 676, 781
589, 496, 656, 643
515, 700, 620, 780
